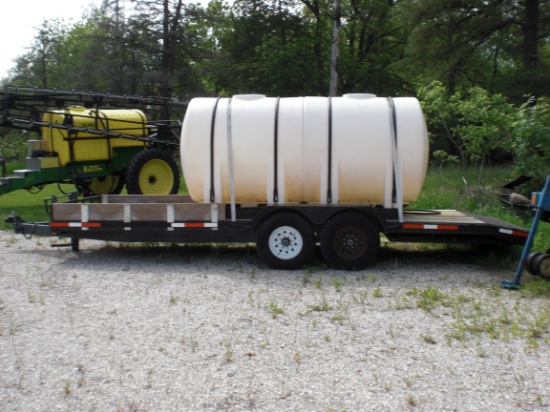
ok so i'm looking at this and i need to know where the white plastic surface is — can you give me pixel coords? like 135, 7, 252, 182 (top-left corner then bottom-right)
180, 94, 429, 207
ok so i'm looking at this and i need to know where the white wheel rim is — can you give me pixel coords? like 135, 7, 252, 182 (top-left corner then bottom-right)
268, 226, 303, 260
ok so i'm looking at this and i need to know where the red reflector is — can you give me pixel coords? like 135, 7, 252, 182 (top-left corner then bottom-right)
184, 222, 205, 228
50, 222, 69, 227
83, 222, 101, 228
438, 225, 459, 230
403, 223, 458, 231
49, 222, 101, 228
403, 224, 424, 229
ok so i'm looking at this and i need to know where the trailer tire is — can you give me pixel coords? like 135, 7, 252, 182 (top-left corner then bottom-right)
526, 252, 543, 275
256, 213, 315, 270
320, 212, 380, 270
126, 149, 180, 195
531, 253, 550, 278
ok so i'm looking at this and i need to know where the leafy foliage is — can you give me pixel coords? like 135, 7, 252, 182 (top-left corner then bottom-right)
510, 98, 550, 180
419, 81, 515, 187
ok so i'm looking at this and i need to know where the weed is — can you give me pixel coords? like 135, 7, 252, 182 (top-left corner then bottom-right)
314, 275, 324, 289
146, 369, 154, 388
64, 379, 71, 397
309, 294, 332, 312
27, 292, 37, 304
421, 333, 437, 344
393, 295, 414, 310
476, 346, 488, 358
169, 292, 178, 305
406, 287, 419, 297
330, 313, 345, 324
407, 395, 418, 406
416, 286, 448, 312
224, 343, 234, 362
372, 287, 383, 298
352, 291, 369, 305
221, 327, 237, 362
188, 335, 199, 352
332, 278, 342, 292
268, 300, 284, 318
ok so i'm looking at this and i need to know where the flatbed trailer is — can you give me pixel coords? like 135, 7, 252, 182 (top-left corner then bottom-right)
7, 194, 529, 270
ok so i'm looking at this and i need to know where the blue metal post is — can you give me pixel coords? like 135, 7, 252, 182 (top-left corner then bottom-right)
503, 175, 550, 288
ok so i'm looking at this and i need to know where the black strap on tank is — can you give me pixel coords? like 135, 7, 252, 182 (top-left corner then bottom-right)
388, 97, 398, 204
210, 97, 221, 202
327, 97, 333, 204
273, 97, 280, 203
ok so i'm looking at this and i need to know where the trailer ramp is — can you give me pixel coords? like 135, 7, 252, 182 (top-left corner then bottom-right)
386, 210, 528, 245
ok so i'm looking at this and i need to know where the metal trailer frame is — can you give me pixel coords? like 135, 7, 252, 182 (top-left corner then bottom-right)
6, 193, 528, 261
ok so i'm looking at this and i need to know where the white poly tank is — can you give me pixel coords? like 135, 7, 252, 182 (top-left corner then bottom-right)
180, 94, 429, 207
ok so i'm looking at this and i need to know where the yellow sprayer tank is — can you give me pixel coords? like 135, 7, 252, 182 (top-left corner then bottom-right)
41, 107, 147, 166
180, 94, 429, 207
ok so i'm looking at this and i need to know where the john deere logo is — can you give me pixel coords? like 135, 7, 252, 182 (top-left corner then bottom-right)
83, 165, 103, 173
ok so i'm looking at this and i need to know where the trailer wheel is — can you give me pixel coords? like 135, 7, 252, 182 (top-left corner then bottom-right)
531, 253, 550, 278
126, 149, 180, 195
88, 175, 125, 195
320, 212, 380, 270
256, 213, 315, 270
526, 252, 543, 275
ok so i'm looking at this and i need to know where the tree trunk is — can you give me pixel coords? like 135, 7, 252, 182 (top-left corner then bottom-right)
160, 0, 183, 119
523, 0, 538, 69
329, 0, 340, 97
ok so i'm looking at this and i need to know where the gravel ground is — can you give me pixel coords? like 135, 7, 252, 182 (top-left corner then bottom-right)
1, 230, 549, 412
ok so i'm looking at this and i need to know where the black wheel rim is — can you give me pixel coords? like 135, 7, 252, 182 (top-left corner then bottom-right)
333, 225, 368, 259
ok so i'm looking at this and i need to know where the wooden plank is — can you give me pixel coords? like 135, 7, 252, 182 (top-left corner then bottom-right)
102, 195, 194, 204
52, 204, 81, 221
89, 204, 125, 221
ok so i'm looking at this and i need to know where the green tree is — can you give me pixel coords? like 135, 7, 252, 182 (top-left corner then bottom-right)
338, 0, 408, 95
510, 98, 550, 180
11, 19, 70, 88
419, 81, 515, 191
400, 0, 550, 99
